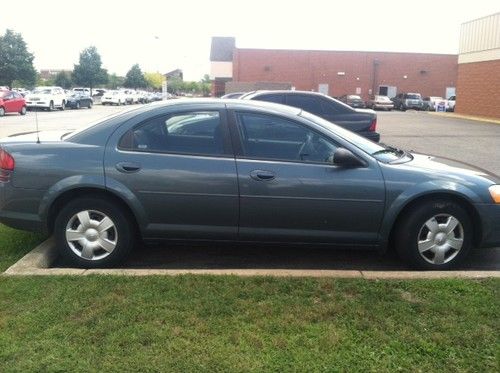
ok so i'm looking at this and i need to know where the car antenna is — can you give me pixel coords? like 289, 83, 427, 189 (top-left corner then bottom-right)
35, 107, 40, 144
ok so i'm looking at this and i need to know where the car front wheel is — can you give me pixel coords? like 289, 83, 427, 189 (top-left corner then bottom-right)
20, 106, 27, 115
395, 199, 472, 270
55, 197, 134, 268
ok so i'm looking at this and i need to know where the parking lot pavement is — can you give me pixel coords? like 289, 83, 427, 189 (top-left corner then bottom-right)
0, 105, 125, 139
2, 105, 499, 271
87, 243, 496, 271
377, 111, 500, 175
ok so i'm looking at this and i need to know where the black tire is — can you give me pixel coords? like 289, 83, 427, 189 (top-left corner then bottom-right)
49, 101, 54, 111
395, 199, 472, 270
59, 101, 65, 111
76, 102, 80, 109
0, 107, 4, 117
54, 197, 135, 268
399, 103, 406, 111
88, 101, 93, 109
20, 106, 27, 115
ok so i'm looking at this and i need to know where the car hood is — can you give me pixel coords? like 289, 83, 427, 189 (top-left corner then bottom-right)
25, 93, 52, 99
0, 130, 70, 143
403, 153, 499, 184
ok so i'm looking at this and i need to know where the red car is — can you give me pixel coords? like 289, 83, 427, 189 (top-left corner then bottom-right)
0, 90, 27, 116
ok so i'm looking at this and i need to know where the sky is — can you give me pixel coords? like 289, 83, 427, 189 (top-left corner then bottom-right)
1, 0, 499, 81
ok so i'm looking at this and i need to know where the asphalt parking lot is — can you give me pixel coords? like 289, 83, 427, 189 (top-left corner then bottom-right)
1, 105, 499, 270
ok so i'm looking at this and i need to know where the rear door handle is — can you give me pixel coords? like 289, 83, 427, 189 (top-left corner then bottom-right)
250, 170, 276, 181
116, 162, 141, 173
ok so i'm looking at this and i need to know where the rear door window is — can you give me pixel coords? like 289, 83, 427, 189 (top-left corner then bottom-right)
119, 111, 227, 156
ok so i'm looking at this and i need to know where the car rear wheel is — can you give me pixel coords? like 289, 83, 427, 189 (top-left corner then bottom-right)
55, 197, 134, 268
76, 102, 80, 109
0, 107, 4, 117
20, 106, 27, 115
395, 199, 472, 270
49, 101, 54, 111
59, 101, 65, 111
88, 101, 93, 109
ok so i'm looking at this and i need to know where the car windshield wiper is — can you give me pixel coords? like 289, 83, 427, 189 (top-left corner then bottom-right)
372, 145, 405, 157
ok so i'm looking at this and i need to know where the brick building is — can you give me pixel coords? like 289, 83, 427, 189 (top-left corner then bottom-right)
456, 12, 500, 119
210, 37, 458, 100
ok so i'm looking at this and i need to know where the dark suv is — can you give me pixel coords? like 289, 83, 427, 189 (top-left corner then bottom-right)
392, 93, 424, 111
241, 91, 379, 142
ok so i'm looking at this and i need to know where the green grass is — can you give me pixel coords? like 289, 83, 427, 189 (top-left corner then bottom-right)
0, 225, 45, 271
0, 226, 499, 372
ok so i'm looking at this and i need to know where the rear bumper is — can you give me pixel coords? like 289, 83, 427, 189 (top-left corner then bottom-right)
360, 131, 381, 143
474, 203, 500, 248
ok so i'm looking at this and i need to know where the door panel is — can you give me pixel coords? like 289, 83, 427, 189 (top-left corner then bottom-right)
232, 110, 385, 244
237, 159, 385, 243
104, 109, 239, 239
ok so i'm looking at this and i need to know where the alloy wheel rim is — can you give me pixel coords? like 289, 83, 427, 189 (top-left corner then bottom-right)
417, 213, 464, 265
65, 210, 118, 261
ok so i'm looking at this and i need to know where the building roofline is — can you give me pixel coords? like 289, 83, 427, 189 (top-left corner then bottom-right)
461, 11, 499, 26
235, 47, 457, 57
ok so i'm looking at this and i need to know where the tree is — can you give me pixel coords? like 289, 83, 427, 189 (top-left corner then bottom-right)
107, 73, 125, 89
124, 64, 147, 89
144, 72, 164, 90
54, 71, 72, 89
200, 74, 211, 96
72, 46, 108, 95
0, 29, 36, 88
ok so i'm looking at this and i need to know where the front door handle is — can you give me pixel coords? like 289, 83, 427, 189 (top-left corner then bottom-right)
116, 162, 141, 173
250, 170, 276, 181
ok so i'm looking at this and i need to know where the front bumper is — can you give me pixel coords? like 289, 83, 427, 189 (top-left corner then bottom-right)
474, 203, 500, 248
26, 102, 49, 108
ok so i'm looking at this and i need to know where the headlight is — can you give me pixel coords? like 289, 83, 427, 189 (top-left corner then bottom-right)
489, 185, 500, 203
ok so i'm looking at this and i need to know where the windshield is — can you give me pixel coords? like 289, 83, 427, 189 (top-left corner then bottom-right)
33, 88, 51, 94
299, 111, 405, 163
406, 94, 421, 99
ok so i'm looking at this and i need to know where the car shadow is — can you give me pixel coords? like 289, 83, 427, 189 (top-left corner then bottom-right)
54, 242, 500, 271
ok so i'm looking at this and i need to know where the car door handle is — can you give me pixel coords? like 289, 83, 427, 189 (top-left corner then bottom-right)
116, 162, 141, 173
250, 170, 276, 181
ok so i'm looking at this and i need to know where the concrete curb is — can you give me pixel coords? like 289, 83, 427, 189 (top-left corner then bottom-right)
3, 238, 500, 279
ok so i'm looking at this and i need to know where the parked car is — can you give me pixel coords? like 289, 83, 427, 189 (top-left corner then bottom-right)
24, 86, 67, 111
338, 94, 365, 108
448, 95, 456, 112
241, 90, 379, 142
0, 90, 27, 116
392, 93, 424, 111
423, 97, 449, 111
221, 92, 246, 99
66, 92, 93, 109
365, 95, 394, 111
1, 99, 498, 269
101, 90, 127, 106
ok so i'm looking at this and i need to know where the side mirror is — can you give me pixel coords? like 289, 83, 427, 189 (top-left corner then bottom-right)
331, 148, 365, 168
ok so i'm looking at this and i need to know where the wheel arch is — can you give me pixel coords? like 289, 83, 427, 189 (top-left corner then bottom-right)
386, 192, 483, 252
46, 187, 141, 237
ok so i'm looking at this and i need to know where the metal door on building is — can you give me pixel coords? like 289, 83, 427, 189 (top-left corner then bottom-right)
318, 84, 329, 95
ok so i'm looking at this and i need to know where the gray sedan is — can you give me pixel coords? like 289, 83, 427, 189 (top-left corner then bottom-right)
0, 99, 499, 269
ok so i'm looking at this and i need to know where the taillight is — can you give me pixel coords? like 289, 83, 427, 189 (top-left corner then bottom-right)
0, 148, 14, 171
369, 118, 377, 132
